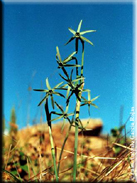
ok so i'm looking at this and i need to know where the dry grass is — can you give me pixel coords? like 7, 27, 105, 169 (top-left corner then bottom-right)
2, 120, 136, 182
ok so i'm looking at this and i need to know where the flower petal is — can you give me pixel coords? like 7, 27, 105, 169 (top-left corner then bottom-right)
80, 30, 96, 35
38, 95, 48, 106
63, 51, 76, 63
65, 36, 75, 46
90, 103, 98, 108
46, 78, 51, 90
54, 81, 64, 89
90, 95, 100, 102
64, 64, 80, 67
54, 92, 65, 98
51, 115, 63, 122
80, 36, 94, 46
77, 20, 83, 32
68, 28, 76, 35
66, 86, 71, 100
88, 90, 91, 101
59, 73, 68, 82
33, 89, 47, 92
54, 101, 64, 113
56, 46, 62, 61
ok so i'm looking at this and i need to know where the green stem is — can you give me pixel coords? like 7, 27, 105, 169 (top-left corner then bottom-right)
45, 99, 58, 182
81, 42, 85, 77
73, 119, 79, 181
48, 126, 58, 182
73, 42, 85, 181
57, 120, 73, 175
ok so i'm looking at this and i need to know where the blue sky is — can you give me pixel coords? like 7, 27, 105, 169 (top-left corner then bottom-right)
3, 2, 133, 134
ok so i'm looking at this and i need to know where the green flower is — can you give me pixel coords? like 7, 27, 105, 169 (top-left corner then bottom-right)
56, 46, 80, 68
65, 20, 96, 52
56, 46, 80, 77
51, 101, 74, 132
51, 102, 73, 122
59, 69, 84, 104
81, 91, 99, 115
33, 78, 65, 109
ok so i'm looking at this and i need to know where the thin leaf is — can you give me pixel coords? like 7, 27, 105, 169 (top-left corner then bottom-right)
79, 118, 85, 131
64, 64, 81, 67
62, 67, 69, 78
56, 46, 61, 61
61, 118, 66, 133
80, 36, 94, 46
63, 51, 76, 63
67, 113, 74, 117
54, 81, 64, 89
68, 28, 76, 35
88, 90, 91, 101
50, 111, 62, 115
77, 20, 83, 32
91, 103, 98, 108
81, 96, 87, 100
66, 86, 71, 99
54, 91, 65, 98
72, 77, 85, 83
51, 95, 54, 109
61, 83, 68, 88
75, 91, 81, 102
80, 30, 96, 35
65, 103, 69, 113
54, 101, 64, 113
66, 91, 74, 105
65, 36, 75, 46
59, 73, 68, 82
71, 57, 79, 75
80, 103, 87, 107
51, 115, 63, 122
45, 99, 52, 127
90, 95, 100, 102
33, 89, 47, 92
46, 78, 51, 90
55, 87, 67, 90
38, 95, 48, 106
83, 89, 90, 92
70, 69, 74, 81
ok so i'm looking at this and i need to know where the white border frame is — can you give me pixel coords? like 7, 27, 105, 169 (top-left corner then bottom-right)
2, 0, 137, 181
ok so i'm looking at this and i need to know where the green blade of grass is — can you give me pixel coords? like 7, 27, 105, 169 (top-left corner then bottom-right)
2, 169, 23, 182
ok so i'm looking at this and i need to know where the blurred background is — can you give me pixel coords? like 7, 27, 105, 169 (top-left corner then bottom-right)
3, 2, 133, 134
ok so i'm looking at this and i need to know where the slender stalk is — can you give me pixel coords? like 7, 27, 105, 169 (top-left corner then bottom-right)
73, 117, 79, 181
48, 126, 58, 181
57, 119, 73, 175
73, 43, 85, 181
45, 99, 58, 182
81, 42, 85, 77
73, 90, 84, 181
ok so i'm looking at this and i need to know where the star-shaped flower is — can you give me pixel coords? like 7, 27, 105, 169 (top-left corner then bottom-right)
65, 20, 96, 52
81, 91, 99, 115
56, 46, 80, 77
33, 78, 65, 109
56, 46, 80, 68
51, 101, 74, 132
59, 69, 84, 104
